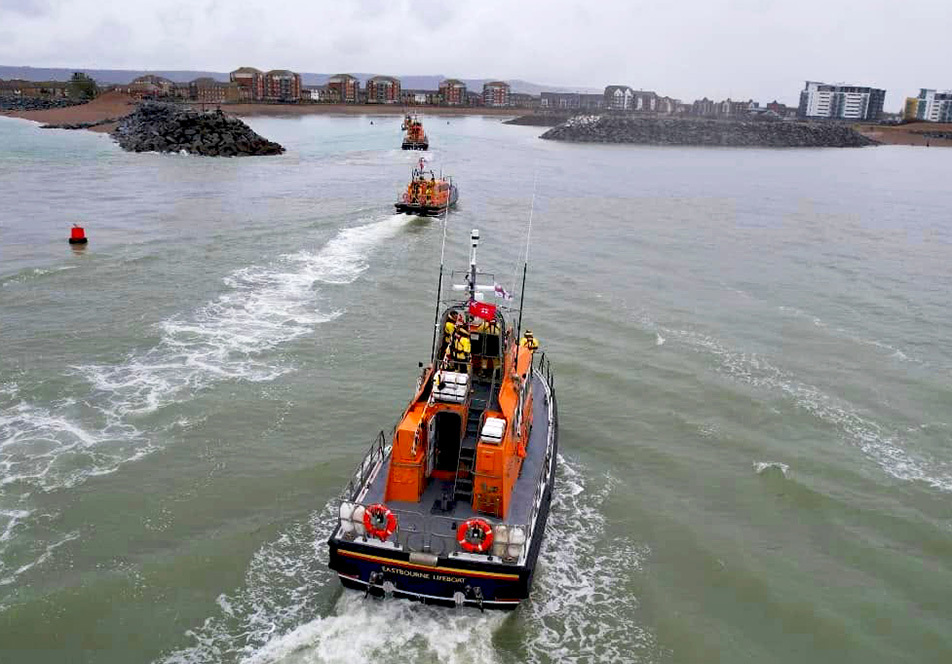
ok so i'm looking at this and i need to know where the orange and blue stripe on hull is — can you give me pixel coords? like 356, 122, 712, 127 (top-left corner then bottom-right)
328, 537, 539, 610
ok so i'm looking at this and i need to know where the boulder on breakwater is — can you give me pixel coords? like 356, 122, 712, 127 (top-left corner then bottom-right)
110, 102, 285, 156
540, 115, 879, 147
41, 117, 119, 130
503, 113, 571, 127
0, 97, 86, 112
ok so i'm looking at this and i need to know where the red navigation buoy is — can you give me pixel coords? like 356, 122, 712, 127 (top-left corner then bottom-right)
69, 225, 88, 245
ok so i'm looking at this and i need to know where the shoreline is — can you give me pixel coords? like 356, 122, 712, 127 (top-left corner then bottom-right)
0, 92, 520, 128
210, 103, 519, 118
5, 94, 951, 148
0, 90, 134, 133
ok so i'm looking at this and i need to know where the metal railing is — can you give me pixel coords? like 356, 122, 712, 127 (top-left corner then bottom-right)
524, 352, 558, 547
340, 430, 390, 502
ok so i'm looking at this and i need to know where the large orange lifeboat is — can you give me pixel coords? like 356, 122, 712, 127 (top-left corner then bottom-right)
401, 114, 428, 150
328, 227, 558, 610
395, 161, 459, 217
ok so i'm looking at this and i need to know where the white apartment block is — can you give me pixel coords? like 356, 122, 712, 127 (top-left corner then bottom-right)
797, 81, 885, 121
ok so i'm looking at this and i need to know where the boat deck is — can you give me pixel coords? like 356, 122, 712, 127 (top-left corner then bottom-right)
358, 373, 551, 548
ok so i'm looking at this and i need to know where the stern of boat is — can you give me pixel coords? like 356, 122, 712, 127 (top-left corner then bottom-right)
327, 354, 558, 610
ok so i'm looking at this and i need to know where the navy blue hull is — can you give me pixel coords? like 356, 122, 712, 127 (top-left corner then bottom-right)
330, 542, 528, 609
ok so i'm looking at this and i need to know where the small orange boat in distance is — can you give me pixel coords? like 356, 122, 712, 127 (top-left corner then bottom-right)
395, 161, 459, 217
328, 228, 558, 610
401, 113, 428, 150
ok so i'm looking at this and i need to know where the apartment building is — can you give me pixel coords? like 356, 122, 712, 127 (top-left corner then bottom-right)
903, 89, 952, 122
328, 74, 360, 103
366, 76, 401, 103
439, 79, 466, 105
797, 81, 885, 120
264, 70, 302, 102
230, 67, 265, 101
483, 81, 510, 107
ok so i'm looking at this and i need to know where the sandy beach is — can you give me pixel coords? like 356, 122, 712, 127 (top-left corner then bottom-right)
855, 121, 952, 146
0, 90, 136, 132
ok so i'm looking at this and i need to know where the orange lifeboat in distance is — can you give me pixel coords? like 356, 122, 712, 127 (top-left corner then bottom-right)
328, 228, 559, 610
401, 114, 429, 150
395, 163, 459, 217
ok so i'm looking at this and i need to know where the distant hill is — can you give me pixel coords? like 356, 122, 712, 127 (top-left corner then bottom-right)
0, 65, 598, 95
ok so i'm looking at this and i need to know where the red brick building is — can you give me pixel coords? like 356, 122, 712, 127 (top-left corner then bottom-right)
264, 69, 302, 102
189, 77, 228, 104
439, 78, 466, 105
482, 81, 510, 107
328, 74, 360, 103
366, 75, 401, 103
230, 67, 265, 101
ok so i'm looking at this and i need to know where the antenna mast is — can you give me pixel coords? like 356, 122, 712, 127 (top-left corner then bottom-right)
515, 175, 537, 344
468, 228, 479, 305
429, 185, 452, 362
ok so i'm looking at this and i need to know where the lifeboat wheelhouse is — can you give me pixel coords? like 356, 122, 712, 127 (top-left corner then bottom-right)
394, 165, 459, 217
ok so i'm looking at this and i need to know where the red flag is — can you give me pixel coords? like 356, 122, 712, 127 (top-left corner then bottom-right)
469, 300, 497, 320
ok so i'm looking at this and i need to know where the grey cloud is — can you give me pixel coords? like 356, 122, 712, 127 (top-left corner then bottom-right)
0, 0, 949, 110
0, 0, 52, 16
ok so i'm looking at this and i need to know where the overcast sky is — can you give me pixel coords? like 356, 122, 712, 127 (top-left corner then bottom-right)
1, 0, 949, 108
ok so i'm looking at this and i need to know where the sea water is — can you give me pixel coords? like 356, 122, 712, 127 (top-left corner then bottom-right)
1, 114, 951, 663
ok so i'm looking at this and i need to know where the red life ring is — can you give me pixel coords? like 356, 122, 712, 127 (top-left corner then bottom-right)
457, 518, 494, 553
363, 503, 398, 540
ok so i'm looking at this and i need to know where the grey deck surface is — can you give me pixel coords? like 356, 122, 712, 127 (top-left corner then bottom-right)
361, 373, 550, 536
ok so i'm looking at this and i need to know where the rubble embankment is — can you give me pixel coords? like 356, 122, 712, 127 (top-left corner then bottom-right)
41, 117, 120, 130
503, 113, 571, 127
0, 97, 87, 112
110, 102, 285, 156
540, 116, 879, 147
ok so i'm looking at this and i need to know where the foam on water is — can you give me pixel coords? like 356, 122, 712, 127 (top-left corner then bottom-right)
0, 386, 149, 595
157, 458, 660, 664
0, 265, 78, 287
522, 458, 659, 664
0, 398, 148, 490
668, 328, 952, 493
753, 461, 790, 478
78, 215, 410, 416
1, 216, 409, 587
777, 305, 927, 365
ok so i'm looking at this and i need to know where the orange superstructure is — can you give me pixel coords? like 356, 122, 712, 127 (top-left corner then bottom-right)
382, 233, 536, 519
395, 164, 458, 217
401, 113, 429, 150
328, 226, 558, 610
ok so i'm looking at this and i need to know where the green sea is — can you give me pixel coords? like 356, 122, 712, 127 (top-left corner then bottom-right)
1, 113, 951, 663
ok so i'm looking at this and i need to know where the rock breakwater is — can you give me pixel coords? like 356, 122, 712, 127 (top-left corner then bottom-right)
110, 102, 285, 156
540, 115, 879, 147
41, 117, 120, 130
503, 113, 571, 127
0, 97, 86, 112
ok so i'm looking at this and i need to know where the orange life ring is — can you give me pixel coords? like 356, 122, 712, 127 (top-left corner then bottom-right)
363, 503, 398, 540
457, 518, 494, 553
